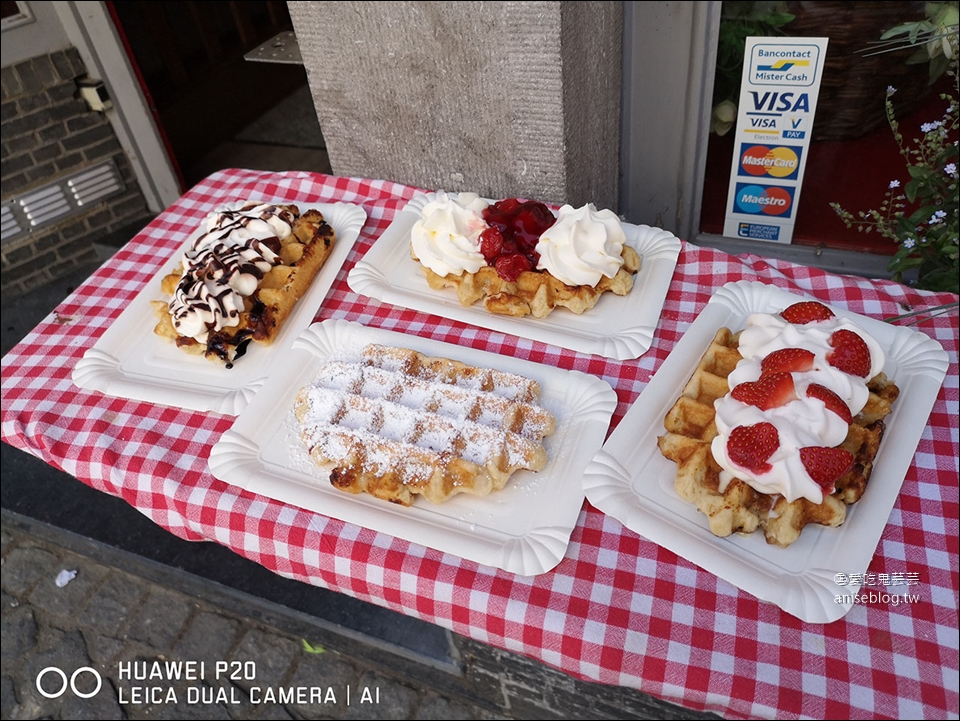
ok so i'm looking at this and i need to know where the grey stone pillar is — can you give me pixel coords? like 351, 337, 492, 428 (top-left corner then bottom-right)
289, 1, 622, 210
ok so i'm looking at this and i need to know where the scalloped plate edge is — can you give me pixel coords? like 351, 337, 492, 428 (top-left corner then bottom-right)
584, 280, 948, 623
211, 319, 618, 575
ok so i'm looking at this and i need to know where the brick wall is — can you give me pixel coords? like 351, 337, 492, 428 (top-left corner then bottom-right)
1, 47, 152, 301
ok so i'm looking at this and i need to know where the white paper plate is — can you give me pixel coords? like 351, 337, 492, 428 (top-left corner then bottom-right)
582, 280, 949, 623
72, 202, 367, 415
209, 319, 618, 575
347, 192, 681, 360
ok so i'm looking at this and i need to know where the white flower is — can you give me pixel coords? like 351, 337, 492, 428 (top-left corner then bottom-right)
903, 237, 916, 249
889, 180, 901, 189
945, 163, 958, 177
930, 210, 948, 224
887, 86, 897, 95
921, 121, 942, 133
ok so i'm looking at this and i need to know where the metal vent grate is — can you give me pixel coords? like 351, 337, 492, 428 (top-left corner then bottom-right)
1, 205, 22, 240
20, 184, 70, 227
1, 160, 125, 245
69, 163, 124, 205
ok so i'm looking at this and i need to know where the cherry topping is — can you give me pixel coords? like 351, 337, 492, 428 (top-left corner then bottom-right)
479, 227, 504, 263
482, 198, 555, 281
494, 253, 532, 282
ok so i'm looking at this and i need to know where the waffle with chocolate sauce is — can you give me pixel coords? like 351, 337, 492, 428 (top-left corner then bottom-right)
295, 344, 556, 506
151, 202, 335, 366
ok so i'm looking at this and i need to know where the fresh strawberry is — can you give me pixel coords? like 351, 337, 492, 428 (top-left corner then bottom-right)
780, 301, 835, 324
731, 372, 797, 410
760, 347, 815, 374
805, 384, 853, 423
827, 329, 872, 377
727, 422, 780, 473
799, 446, 854, 493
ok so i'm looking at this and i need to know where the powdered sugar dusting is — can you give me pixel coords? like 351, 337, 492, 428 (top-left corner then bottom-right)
294, 344, 555, 504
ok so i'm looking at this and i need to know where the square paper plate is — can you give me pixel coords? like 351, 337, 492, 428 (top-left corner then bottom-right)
582, 280, 948, 623
209, 319, 618, 575
347, 192, 681, 360
72, 202, 367, 415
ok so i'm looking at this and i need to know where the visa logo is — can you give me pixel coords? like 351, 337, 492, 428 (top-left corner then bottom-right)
783, 130, 805, 139
749, 91, 810, 113
750, 118, 778, 128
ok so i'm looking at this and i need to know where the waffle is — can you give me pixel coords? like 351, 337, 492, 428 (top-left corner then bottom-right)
419, 245, 641, 318
295, 344, 556, 506
657, 328, 899, 547
151, 203, 336, 366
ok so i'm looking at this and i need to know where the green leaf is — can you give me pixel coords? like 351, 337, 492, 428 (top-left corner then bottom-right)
879, 25, 912, 41
900, 256, 926, 270
905, 179, 921, 203
301, 639, 326, 654
906, 206, 935, 225
929, 54, 951, 83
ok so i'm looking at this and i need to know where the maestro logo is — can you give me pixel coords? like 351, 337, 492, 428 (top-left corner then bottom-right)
36, 666, 103, 699
738, 144, 802, 180
733, 183, 795, 218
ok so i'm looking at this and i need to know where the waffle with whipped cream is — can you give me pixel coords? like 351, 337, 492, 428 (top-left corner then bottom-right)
295, 344, 556, 506
410, 193, 640, 319
657, 303, 899, 548
151, 202, 336, 366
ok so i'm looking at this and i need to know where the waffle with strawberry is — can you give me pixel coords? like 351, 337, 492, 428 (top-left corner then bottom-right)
657, 300, 899, 548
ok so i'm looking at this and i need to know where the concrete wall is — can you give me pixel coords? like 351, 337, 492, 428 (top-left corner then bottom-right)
289, 1, 622, 211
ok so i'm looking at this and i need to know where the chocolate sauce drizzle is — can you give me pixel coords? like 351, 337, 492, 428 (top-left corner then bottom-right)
169, 203, 295, 341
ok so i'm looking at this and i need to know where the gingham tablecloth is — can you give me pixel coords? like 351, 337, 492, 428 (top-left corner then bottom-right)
2, 170, 958, 720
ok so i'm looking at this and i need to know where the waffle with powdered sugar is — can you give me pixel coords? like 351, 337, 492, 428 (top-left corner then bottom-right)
295, 344, 555, 506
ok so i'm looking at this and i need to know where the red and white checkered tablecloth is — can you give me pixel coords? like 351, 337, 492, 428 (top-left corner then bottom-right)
2, 170, 957, 720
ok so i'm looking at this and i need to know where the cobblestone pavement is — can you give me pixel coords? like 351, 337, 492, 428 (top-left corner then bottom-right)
1, 517, 503, 721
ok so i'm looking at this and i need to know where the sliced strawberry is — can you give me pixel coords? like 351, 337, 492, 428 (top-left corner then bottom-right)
760, 347, 815, 375
780, 301, 835, 324
730, 372, 797, 410
727, 422, 780, 473
799, 446, 854, 493
805, 384, 853, 423
827, 329, 872, 377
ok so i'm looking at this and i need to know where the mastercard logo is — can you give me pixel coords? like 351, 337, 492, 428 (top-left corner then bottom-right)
739, 145, 801, 179
734, 184, 794, 217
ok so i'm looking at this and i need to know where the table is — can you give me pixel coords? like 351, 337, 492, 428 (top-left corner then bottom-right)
2, 169, 957, 720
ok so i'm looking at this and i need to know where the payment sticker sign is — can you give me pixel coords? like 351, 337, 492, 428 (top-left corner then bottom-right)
723, 36, 828, 244
738, 144, 803, 180
733, 183, 795, 217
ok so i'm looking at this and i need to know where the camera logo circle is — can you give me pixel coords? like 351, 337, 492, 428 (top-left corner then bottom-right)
36, 666, 102, 699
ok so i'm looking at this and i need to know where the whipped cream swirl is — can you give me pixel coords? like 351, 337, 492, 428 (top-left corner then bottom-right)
410, 192, 489, 276
711, 311, 885, 504
170, 202, 294, 342
535, 203, 627, 286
